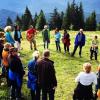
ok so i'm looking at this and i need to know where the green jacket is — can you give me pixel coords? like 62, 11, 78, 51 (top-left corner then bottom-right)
42, 29, 50, 42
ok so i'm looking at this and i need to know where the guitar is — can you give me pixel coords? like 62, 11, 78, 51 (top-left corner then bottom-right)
26, 33, 34, 41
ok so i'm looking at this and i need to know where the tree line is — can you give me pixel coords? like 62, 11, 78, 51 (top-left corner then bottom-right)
5, 2, 100, 31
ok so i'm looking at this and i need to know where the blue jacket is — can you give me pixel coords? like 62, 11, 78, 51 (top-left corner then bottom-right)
55, 32, 61, 41
9, 69, 22, 87
27, 59, 37, 91
74, 32, 85, 46
5, 32, 15, 45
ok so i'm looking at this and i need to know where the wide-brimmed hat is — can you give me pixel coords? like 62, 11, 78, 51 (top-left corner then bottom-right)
4, 26, 12, 32
44, 25, 48, 29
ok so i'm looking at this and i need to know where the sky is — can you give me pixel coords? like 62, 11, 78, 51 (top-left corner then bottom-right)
0, 0, 100, 14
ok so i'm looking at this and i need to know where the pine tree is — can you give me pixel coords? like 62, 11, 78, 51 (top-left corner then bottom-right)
49, 8, 62, 29
62, 2, 71, 29
78, 2, 84, 29
91, 11, 97, 31
36, 10, 46, 30
85, 11, 97, 31
85, 17, 91, 31
15, 15, 22, 28
22, 6, 33, 31
97, 22, 100, 30
62, 1, 84, 30
6, 17, 13, 26
33, 13, 38, 28
60, 11, 64, 29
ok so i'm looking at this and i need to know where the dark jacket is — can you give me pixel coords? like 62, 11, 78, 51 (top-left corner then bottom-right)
14, 31, 22, 43
36, 58, 57, 90
75, 32, 85, 46
8, 55, 24, 87
96, 71, 100, 90
0, 43, 4, 58
42, 29, 50, 42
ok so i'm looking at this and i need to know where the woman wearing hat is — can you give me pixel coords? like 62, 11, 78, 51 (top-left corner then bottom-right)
27, 51, 40, 100
42, 25, 50, 49
8, 47, 25, 99
4, 26, 15, 46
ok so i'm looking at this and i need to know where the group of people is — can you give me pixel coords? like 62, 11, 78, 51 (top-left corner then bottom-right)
0, 25, 57, 100
27, 25, 99, 60
27, 50, 57, 100
0, 24, 100, 100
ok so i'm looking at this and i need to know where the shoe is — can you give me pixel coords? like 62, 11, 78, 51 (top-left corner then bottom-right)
70, 53, 74, 57
16, 98, 21, 100
9, 97, 15, 100
79, 55, 82, 58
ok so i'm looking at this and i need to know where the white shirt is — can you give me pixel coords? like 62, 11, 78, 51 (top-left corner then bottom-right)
75, 72, 97, 86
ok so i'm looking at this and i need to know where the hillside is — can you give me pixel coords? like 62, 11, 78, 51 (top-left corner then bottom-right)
0, 0, 100, 27
0, 9, 21, 28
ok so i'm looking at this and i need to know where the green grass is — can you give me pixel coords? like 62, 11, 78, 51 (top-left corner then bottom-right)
0, 31, 100, 100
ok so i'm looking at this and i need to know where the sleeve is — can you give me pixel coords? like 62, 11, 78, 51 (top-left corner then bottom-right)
82, 34, 86, 46
48, 29, 50, 40
59, 33, 61, 39
96, 40, 99, 46
33, 29, 36, 33
75, 73, 81, 82
20, 31, 22, 38
74, 34, 78, 45
49, 63, 57, 87
93, 73, 97, 85
97, 72, 100, 89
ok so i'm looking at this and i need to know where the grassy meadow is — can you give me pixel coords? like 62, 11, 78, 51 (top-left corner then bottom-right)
0, 30, 100, 100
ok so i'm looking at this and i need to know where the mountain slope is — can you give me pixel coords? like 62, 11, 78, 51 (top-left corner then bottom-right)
0, 9, 21, 28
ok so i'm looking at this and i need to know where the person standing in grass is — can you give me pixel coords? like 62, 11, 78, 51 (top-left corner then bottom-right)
0, 39, 4, 67
71, 29, 85, 57
8, 47, 25, 100
26, 25, 37, 50
4, 26, 15, 46
55, 28, 61, 52
36, 49, 57, 100
62, 29, 70, 54
27, 51, 40, 100
73, 62, 97, 100
2, 43, 11, 86
90, 35, 99, 60
42, 25, 50, 49
94, 65, 100, 100
14, 25, 22, 52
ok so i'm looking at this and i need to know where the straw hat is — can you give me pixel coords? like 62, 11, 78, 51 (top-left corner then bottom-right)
44, 25, 48, 29
4, 26, 12, 32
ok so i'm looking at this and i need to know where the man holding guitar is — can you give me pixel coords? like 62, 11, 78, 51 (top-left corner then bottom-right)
26, 25, 38, 50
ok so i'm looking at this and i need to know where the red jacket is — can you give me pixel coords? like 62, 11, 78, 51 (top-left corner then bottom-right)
26, 28, 36, 41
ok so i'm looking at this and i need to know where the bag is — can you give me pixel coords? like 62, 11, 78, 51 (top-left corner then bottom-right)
62, 38, 66, 44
